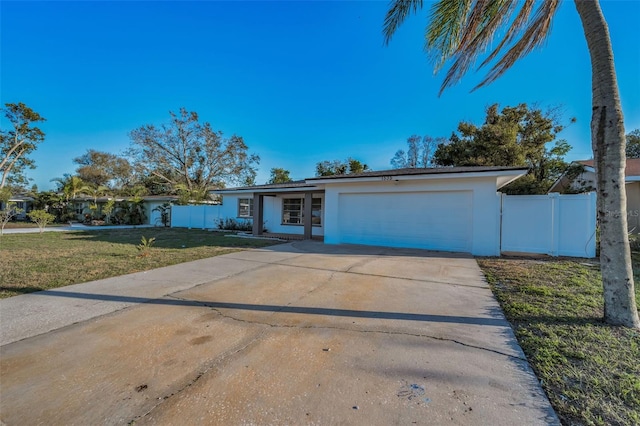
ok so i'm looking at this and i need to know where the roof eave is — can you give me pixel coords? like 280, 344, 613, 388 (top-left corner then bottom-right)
212, 185, 322, 194
310, 169, 528, 185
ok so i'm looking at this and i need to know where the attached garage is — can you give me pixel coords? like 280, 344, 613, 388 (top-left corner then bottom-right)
336, 191, 473, 252
311, 167, 526, 256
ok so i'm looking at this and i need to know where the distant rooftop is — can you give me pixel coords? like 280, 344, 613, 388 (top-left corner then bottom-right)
578, 159, 640, 177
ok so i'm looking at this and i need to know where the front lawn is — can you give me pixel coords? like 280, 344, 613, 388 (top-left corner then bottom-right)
0, 228, 281, 299
3, 221, 65, 229
479, 255, 640, 426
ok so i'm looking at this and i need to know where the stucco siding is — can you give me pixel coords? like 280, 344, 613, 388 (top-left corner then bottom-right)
322, 176, 501, 256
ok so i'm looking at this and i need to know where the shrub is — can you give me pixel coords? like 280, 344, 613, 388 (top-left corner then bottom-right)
152, 203, 171, 227
216, 218, 253, 231
0, 202, 23, 236
136, 235, 156, 257
28, 209, 56, 234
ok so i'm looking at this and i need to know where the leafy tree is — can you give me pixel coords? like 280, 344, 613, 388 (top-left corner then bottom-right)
128, 108, 259, 198
0, 103, 46, 189
32, 191, 70, 223
433, 104, 571, 194
0, 187, 11, 205
315, 158, 369, 176
347, 158, 369, 174
173, 184, 210, 205
28, 209, 55, 234
73, 149, 133, 189
626, 129, 640, 159
391, 135, 445, 169
267, 168, 293, 184
383, 0, 639, 328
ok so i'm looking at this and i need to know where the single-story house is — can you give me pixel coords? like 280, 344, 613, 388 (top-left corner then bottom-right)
211, 166, 528, 256
0, 195, 34, 220
549, 159, 640, 232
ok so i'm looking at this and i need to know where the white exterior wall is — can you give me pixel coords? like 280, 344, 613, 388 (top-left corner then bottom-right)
146, 201, 168, 226
322, 176, 501, 256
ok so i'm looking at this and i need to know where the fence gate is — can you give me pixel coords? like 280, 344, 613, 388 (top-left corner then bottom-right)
500, 192, 596, 258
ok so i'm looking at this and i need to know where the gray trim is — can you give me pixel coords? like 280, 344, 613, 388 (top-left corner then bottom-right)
252, 194, 264, 235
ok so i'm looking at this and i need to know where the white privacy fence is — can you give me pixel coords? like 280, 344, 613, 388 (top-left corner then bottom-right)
170, 205, 223, 229
500, 192, 597, 258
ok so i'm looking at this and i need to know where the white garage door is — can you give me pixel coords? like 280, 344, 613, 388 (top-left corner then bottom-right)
337, 191, 473, 252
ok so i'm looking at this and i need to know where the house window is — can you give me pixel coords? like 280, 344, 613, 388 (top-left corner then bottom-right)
16, 202, 24, 210
74, 203, 84, 215
238, 198, 253, 218
282, 197, 322, 226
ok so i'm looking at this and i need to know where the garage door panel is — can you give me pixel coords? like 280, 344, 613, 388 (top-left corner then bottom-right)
337, 191, 472, 252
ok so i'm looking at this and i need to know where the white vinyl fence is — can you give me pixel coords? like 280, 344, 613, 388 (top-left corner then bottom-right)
500, 192, 597, 258
170, 205, 222, 229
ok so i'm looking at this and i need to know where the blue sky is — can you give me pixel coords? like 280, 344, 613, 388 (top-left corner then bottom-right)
2, 1, 639, 190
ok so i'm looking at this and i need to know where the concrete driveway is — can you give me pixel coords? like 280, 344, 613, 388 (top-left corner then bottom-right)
0, 241, 558, 425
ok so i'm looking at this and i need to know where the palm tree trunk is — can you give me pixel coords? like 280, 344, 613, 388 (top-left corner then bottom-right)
575, 0, 640, 329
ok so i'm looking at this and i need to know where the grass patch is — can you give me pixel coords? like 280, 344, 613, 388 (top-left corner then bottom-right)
478, 256, 640, 426
0, 228, 281, 299
3, 222, 65, 229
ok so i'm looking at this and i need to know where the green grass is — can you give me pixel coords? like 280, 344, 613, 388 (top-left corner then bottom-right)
0, 228, 281, 299
478, 255, 640, 426
3, 221, 65, 229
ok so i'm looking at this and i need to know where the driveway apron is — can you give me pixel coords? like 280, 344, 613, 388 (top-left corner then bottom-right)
0, 241, 558, 425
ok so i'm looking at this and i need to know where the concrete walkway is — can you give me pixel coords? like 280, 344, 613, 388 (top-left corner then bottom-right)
0, 241, 558, 425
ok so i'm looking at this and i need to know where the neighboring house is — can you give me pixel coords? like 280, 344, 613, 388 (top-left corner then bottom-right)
71, 195, 180, 225
549, 159, 640, 233
0, 195, 34, 220
211, 166, 527, 256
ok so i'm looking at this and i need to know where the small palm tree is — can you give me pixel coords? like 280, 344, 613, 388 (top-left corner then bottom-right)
383, 0, 638, 328
51, 175, 91, 201
89, 185, 110, 205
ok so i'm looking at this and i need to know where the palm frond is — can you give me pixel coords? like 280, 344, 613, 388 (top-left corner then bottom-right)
436, 0, 517, 92
425, 0, 474, 69
473, 0, 560, 90
478, 0, 536, 68
383, 0, 424, 45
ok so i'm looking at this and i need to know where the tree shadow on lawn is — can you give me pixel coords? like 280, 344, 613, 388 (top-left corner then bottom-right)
63, 229, 278, 250
0, 286, 45, 295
